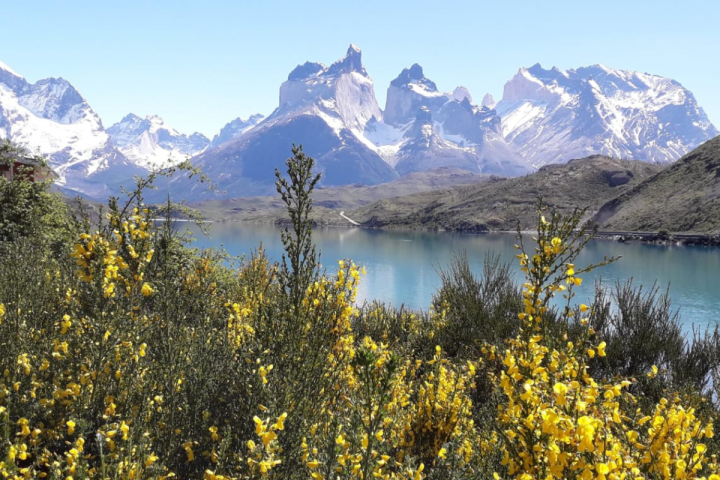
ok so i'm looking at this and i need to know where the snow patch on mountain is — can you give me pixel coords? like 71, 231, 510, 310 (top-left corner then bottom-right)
495, 100, 546, 140
359, 119, 407, 165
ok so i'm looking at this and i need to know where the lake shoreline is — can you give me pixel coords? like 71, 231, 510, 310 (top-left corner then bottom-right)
223, 216, 720, 248
194, 216, 720, 247
590, 232, 720, 247
187, 221, 720, 327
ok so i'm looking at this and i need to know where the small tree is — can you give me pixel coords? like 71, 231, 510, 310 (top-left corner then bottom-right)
0, 141, 69, 245
275, 143, 322, 310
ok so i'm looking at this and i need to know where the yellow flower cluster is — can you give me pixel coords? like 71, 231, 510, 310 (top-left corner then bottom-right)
244, 413, 286, 475
71, 208, 155, 299
302, 333, 479, 480
394, 346, 477, 463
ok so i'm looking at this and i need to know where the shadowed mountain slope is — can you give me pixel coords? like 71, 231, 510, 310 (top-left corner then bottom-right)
592, 136, 720, 233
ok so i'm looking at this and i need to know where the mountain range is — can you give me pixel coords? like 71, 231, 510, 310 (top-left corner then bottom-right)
0, 48, 717, 200
497, 63, 717, 168
0, 60, 144, 197
190, 136, 720, 236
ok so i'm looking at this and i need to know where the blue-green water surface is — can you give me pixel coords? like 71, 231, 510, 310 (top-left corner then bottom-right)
188, 223, 720, 330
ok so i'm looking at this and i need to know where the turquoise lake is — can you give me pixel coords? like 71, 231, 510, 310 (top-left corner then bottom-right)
188, 223, 720, 330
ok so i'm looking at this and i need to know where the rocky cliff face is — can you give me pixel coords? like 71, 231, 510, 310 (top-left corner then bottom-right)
277, 44, 382, 133
364, 64, 530, 176
383, 64, 448, 126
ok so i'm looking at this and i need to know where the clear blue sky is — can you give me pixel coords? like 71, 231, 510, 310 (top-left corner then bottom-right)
2, 0, 718, 137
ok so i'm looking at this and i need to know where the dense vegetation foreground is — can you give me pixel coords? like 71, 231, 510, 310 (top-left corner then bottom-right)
3, 142, 720, 480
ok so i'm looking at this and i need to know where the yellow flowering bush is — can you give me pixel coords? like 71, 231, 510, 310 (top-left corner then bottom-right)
490, 206, 720, 480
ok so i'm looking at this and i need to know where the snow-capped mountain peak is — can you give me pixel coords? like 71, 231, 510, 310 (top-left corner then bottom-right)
451, 86, 472, 103
107, 113, 209, 170
326, 44, 367, 77
391, 64, 438, 91
0, 60, 23, 79
0, 64, 141, 196
277, 44, 381, 132
19, 77, 95, 125
502, 65, 565, 104
384, 64, 449, 126
481, 93, 496, 108
496, 63, 718, 168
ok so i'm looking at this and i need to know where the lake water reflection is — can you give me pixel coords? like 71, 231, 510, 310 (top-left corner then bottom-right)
189, 223, 720, 330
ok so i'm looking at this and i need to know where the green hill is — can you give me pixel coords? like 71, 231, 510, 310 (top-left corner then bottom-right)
592, 136, 720, 234
350, 156, 663, 231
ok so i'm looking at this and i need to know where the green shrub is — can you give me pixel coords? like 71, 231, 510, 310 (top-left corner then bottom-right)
0, 142, 71, 246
